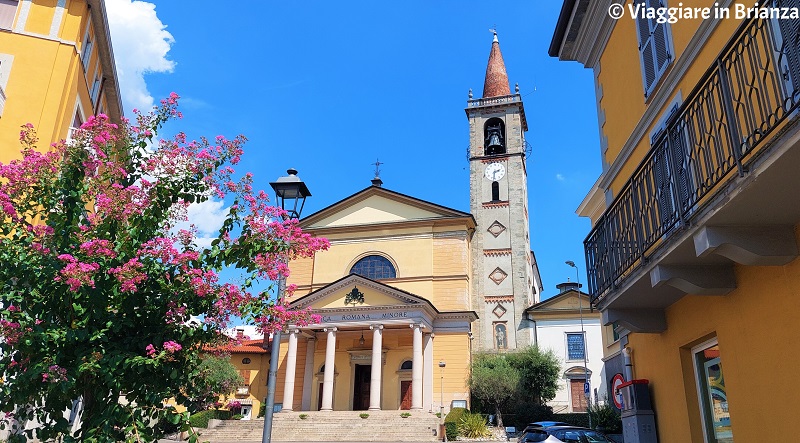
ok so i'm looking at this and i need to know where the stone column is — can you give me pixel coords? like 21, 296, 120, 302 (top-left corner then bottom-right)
301, 336, 316, 411
368, 324, 384, 410
281, 328, 300, 412
423, 332, 435, 412
410, 323, 424, 410
320, 327, 337, 411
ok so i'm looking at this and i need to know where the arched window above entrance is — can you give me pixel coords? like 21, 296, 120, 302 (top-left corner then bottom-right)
350, 255, 397, 280
400, 360, 413, 370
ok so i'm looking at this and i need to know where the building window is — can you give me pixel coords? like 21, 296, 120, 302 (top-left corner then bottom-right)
634, 0, 673, 97
0, 0, 18, 30
90, 74, 101, 105
494, 323, 507, 350
350, 255, 396, 280
693, 339, 733, 443
491, 181, 500, 201
400, 360, 412, 370
81, 23, 94, 71
567, 332, 586, 361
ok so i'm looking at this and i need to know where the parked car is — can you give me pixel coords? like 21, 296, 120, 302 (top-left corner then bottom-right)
517, 429, 562, 443
521, 421, 572, 434
543, 426, 617, 443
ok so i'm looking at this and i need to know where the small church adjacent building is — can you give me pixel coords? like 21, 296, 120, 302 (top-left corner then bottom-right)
228, 34, 602, 416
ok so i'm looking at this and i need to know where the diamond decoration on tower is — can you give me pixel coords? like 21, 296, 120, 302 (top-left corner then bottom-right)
487, 221, 506, 238
489, 267, 508, 285
492, 303, 507, 318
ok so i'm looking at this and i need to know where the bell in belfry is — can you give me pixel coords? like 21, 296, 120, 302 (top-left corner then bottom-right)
485, 124, 504, 154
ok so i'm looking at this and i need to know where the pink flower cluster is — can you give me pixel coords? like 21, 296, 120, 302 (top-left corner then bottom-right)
54, 254, 100, 291
41, 365, 67, 383
145, 341, 182, 358
108, 258, 147, 293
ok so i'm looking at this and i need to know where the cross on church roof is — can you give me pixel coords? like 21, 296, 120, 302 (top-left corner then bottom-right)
371, 158, 384, 187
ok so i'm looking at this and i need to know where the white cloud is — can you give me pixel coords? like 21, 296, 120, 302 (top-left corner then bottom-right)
172, 198, 230, 249
105, 0, 174, 113
556, 173, 565, 181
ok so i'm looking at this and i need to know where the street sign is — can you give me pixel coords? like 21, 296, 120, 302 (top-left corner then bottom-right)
611, 373, 625, 409
584, 382, 590, 394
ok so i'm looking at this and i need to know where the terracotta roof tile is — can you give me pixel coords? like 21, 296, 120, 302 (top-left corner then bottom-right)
204, 338, 269, 354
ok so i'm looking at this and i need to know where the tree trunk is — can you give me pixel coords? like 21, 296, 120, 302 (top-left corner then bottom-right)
494, 404, 504, 429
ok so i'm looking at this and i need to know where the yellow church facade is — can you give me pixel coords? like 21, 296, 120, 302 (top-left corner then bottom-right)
272, 185, 477, 413
0, 0, 122, 160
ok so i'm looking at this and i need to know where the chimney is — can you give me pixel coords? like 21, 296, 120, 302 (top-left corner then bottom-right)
236, 328, 244, 339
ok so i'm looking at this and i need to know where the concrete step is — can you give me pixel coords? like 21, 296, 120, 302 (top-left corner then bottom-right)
198, 411, 441, 442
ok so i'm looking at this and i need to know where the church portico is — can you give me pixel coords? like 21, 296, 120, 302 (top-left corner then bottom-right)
276, 274, 476, 413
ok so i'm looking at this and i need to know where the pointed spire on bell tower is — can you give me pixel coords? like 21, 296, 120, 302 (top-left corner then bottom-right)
482, 30, 511, 98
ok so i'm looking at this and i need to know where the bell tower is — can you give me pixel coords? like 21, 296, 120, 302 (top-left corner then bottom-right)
467, 32, 537, 352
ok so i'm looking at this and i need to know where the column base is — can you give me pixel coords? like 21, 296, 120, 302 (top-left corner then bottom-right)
320, 408, 333, 412
368, 407, 381, 411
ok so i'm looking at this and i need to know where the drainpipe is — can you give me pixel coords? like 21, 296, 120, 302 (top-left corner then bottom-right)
623, 347, 633, 380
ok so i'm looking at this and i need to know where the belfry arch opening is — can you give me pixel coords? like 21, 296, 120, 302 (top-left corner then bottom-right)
484, 118, 506, 155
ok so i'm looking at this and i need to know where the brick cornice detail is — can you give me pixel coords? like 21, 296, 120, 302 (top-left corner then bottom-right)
484, 295, 514, 303
484, 248, 512, 256
482, 201, 509, 209
480, 157, 509, 164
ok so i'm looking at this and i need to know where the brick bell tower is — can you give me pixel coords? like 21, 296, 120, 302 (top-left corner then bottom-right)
467, 31, 538, 351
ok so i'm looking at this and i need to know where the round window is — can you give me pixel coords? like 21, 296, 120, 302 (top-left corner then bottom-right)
242, 358, 251, 364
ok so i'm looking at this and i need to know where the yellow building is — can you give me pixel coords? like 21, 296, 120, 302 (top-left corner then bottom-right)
261, 33, 542, 416
280, 185, 478, 413
0, 0, 122, 160
551, 2, 800, 442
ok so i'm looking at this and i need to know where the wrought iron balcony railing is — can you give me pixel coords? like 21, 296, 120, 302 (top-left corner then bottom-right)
585, 17, 800, 304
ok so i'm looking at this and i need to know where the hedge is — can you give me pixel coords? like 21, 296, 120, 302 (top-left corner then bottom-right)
188, 409, 232, 428
444, 407, 470, 441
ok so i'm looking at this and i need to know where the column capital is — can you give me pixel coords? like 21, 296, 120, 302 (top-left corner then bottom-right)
409, 323, 425, 330
370, 324, 384, 331
286, 328, 301, 335
427, 332, 435, 339
324, 327, 337, 333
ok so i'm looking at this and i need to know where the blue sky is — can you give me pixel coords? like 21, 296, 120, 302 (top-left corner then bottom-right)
106, 1, 601, 302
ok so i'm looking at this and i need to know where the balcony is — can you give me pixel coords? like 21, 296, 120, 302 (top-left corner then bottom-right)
585, 18, 800, 331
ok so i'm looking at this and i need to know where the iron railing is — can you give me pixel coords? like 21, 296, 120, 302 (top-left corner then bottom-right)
585, 17, 800, 304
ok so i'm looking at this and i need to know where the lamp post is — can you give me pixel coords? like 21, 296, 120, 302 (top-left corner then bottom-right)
439, 361, 446, 442
262, 169, 312, 443
565, 260, 591, 429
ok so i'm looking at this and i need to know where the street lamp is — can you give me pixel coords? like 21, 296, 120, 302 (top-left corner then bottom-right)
439, 361, 446, 442
262, 169, 312, 443
565, 260, 592, 429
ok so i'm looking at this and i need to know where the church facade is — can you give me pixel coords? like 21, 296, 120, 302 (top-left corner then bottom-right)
267, 33, 542, 414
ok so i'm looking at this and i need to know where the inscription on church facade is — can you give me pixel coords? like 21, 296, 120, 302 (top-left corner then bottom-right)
321, 311, 412, 323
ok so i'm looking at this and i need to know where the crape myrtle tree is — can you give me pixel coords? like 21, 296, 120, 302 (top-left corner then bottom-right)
0, 94, 329, 442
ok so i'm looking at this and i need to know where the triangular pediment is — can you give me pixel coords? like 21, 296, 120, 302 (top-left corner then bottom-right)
301, 186, 473, 229
289, 274, 433, 311
527, 290, 592, 313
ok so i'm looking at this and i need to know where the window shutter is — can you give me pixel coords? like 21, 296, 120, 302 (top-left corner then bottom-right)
636, 0, 672, 97
0, 0, 18, 30
652, 16, 672, 85
776, 0, 800, 88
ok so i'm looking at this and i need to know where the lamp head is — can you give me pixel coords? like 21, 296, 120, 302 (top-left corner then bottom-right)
565, 260, 576, 268
269, 168, 311, 219
439, 361, 446, 368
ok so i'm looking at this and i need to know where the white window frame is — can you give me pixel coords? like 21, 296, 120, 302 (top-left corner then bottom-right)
0, 53, 12, 117
691, 337, 732, 443
565, 332, 586, 362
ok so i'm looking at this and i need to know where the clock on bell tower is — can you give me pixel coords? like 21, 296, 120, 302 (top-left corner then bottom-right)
467, 31, 540, 352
